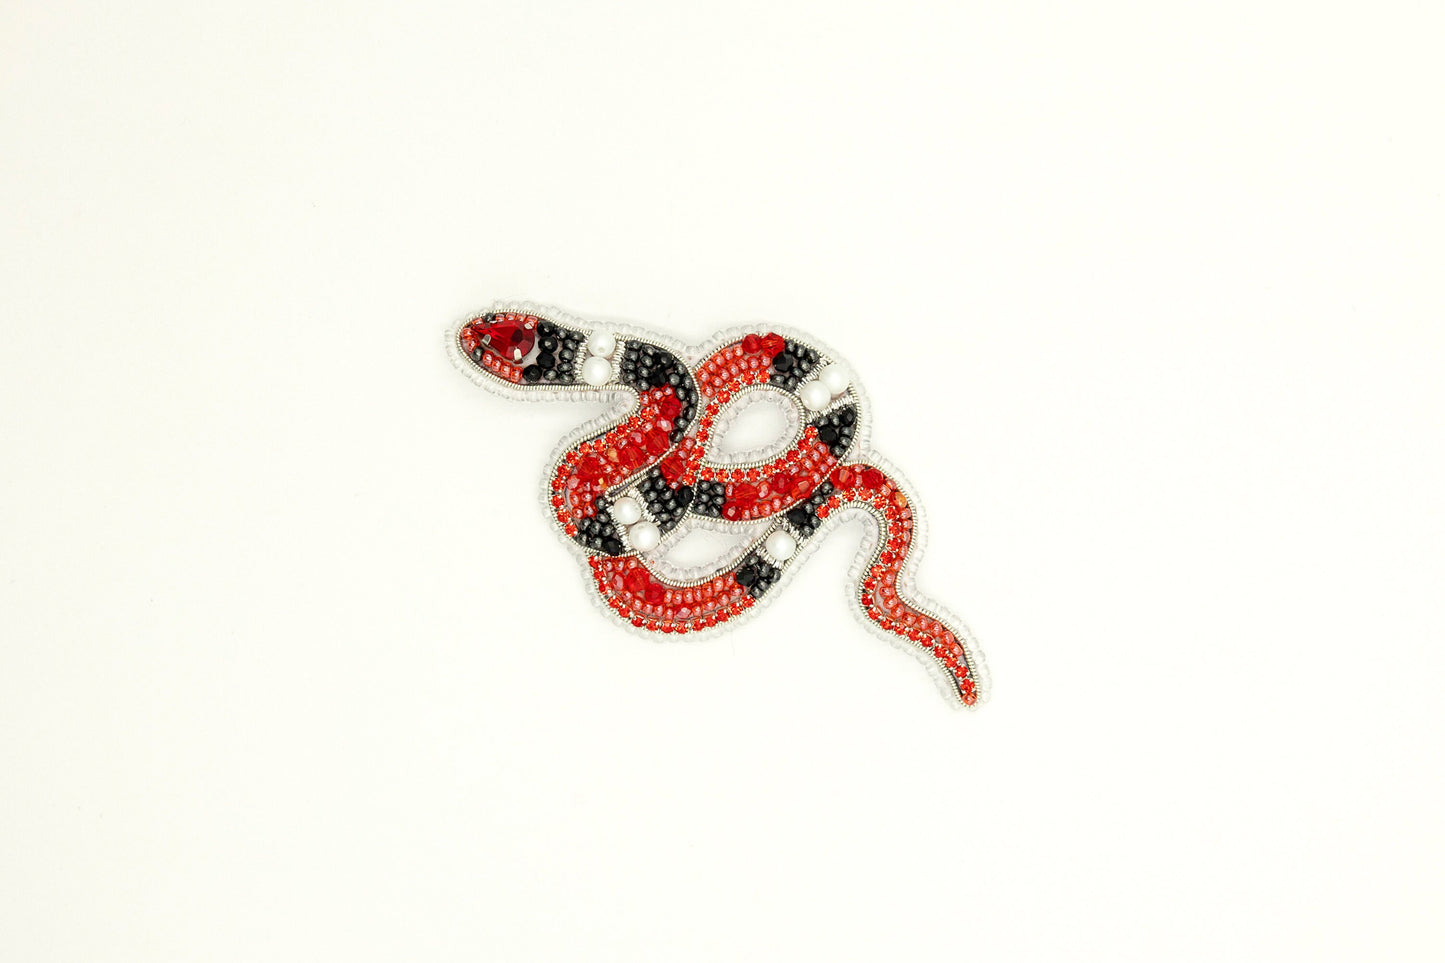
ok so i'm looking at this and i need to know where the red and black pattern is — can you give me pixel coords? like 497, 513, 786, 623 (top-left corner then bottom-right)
455, 309, 983, 706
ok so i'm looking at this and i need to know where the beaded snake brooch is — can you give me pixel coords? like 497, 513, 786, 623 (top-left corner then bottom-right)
451, 304, 988, 707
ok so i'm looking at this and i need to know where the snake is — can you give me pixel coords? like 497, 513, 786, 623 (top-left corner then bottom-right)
452, 305, 985, 706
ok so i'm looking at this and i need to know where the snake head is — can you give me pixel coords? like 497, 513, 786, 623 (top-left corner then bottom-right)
456, 312, 587, 388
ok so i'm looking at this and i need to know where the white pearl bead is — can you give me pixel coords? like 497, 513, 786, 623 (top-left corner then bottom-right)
765, 530, 797, 562
820, 363, 850, 395
581, 355, 613, 386
628, 520, 660, 552
799, 380, 831, 411
611, 496, 642, 525
587, 330, 616, 357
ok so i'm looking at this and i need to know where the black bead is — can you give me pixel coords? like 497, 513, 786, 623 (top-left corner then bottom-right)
773, 353, 793, 372
818, 425, 839, 444
522, 364, 542, 382
536, 351, 556, 369
786, 507, 811, 527
736, 566, 758, 587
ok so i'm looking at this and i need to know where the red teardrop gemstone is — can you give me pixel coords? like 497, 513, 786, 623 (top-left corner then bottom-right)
465, 314, 536, 362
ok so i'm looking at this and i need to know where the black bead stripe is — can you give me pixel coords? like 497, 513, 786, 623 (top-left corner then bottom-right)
809, 404, 857, 459
783, 481, 834, 539
616, 340, 699, 435
637, 468, 694, 535
734, 551, 782, 599
768, 340, 820, 391
572, 494, 627, 556
691, 479, 726, 518
521, 319, 587, 386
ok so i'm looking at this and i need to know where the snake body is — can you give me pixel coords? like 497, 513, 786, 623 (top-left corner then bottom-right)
455, 307, 984, 706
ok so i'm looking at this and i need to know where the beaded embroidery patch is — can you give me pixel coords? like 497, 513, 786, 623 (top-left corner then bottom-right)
450, 303, 988, 707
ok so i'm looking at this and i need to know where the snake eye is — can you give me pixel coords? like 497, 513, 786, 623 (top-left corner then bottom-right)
461, 314, 592, 386
460, 314, 537, 364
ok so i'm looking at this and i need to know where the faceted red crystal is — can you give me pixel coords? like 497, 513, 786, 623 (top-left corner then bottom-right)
465, 314, 536, 362
861, 467, 886, 489
645, 429, 671, 455
759, 333, 785, 357
657, 451, 685, 484
618, 445, 646, 472
742, 333, 762, 353
577, 455, 605, 481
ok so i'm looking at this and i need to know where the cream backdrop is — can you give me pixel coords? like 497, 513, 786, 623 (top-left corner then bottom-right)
2, 2, 1442, 960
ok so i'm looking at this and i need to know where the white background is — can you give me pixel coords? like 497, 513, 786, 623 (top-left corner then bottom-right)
2, 2, 1442, 960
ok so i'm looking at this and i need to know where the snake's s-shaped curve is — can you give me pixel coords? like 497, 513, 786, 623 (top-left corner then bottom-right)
450, 303, 987, 707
